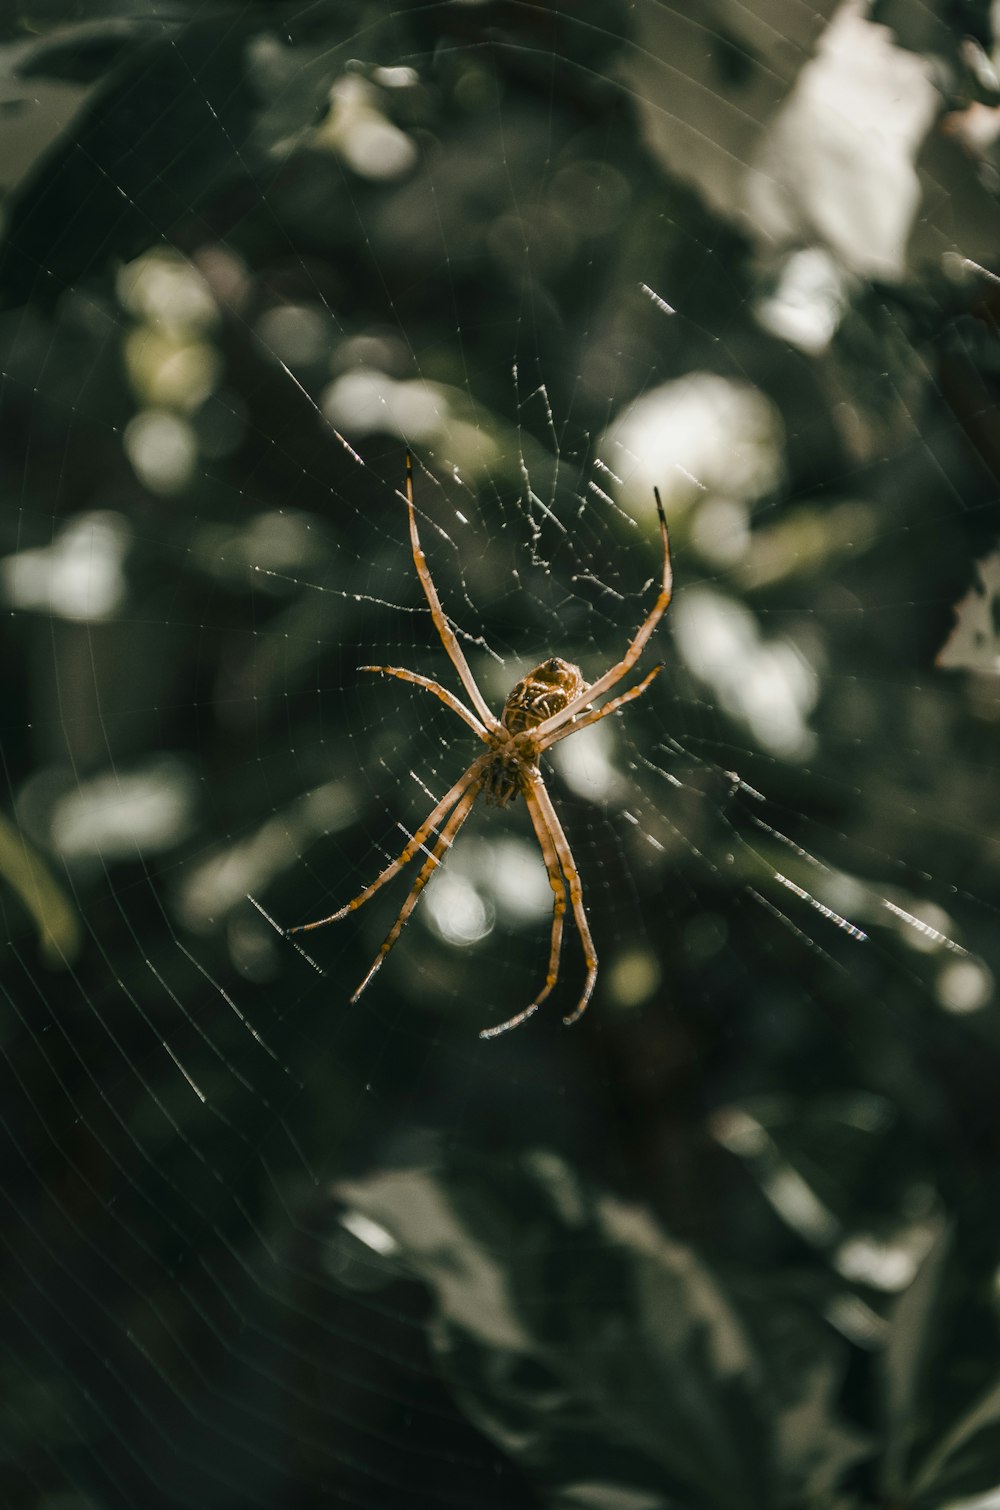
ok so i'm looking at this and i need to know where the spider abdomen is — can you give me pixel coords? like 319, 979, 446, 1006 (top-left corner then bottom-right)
501, 657, 588, 735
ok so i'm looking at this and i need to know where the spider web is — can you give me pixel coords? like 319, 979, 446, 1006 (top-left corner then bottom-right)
2, 3, 1000, 1507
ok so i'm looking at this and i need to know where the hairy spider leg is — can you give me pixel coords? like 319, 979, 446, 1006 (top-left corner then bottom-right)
350, 778, 482, 1001
532, 488, 672, 744
359, 665, 488, 740
288, 752, 491, 933
532, 777, 599, 1025
543, 663, 664, 749
404, 453, 499, 732
479, 772, 568, 1039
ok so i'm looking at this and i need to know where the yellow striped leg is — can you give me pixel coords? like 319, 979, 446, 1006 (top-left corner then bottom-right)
479, 776, 567, 1039
288, 753, 489, 933
351, 778, 481, 1001
404, 453, 499, 732
541, 664, 663, 750
532, 488, 671, 742
359, 665, 488, 740
532, 778, 598, 1026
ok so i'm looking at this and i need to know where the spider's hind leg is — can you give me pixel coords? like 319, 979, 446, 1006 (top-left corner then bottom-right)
351, 778, 480, 1001
288, 754, 489, 936
533, 779, 598, 1027
479, 777, 567, 1040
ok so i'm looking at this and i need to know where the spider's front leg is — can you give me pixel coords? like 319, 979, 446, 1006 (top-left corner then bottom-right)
358, 665, 488, 740
531, 490, 672, 743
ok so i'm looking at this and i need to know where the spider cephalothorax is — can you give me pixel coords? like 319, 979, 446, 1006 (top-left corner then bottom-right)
290, 455, 672, 1039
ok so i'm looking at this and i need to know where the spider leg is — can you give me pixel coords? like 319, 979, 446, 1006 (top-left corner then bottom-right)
350, 778, 481, 1001
532, 488, 671, 743
539, 664, 663, 751
404, 453, 500, 733
479, 775, 567, 1039
482, 666, 664, 1034
359, 665, 489, 740
532, 777, 598, 1026
287, 753, 490, 934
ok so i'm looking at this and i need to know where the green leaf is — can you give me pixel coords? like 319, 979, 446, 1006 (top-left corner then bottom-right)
336, 1151, 868, 1510
881, 1224, 953, 1497
0, 19, 260, 309
880, 1226, 1000, 1507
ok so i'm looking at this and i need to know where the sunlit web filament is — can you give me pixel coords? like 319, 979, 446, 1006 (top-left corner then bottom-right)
880, 899, 969, 956
772, 872, 869, 942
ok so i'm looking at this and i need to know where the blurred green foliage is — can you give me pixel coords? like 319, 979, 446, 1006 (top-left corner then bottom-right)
1, 4, 1000, 1508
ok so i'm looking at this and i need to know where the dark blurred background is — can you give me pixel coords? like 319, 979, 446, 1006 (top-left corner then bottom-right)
1, 3, 1000, 1507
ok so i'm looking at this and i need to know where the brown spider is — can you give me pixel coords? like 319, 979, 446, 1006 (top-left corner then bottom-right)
289, 455, 672, 1038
